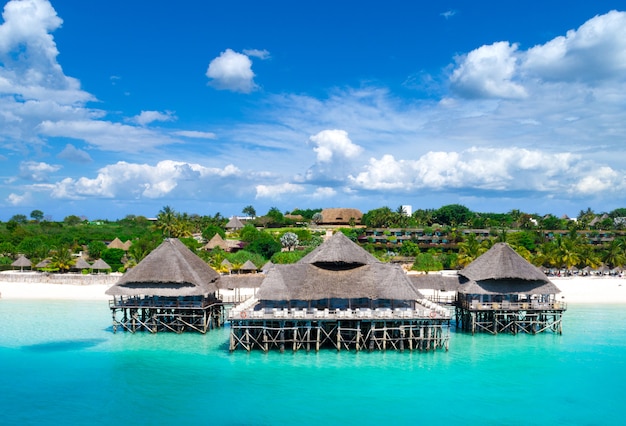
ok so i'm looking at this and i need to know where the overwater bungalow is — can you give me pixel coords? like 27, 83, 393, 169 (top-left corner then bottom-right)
106, 238, 223, 334
229, 232, 450, 352
455, 243, 566, 335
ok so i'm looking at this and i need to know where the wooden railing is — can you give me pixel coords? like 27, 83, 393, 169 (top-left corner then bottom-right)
459, 300, 567, 311
229, 307, 451, 321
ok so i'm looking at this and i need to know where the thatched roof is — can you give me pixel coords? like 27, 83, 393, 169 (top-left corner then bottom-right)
319, 208, 363, 224
123, 240, 132, 250
409, 274, 461, 291
458, 243, 560, 295
219, 274, 265, 289
74, 258, 91, 269
299, 231, 378, 267
91, 258, 111, 270
225, 216, 244, 230
221, 258, 233, 270
240, 260, 258, 271
12, 255, 31, 268
257, 232, 421, 301
203, 234, 242, 252
107, 237, 127, 250
106, 238, 219, 297
35, 258, 51, 268
262, 261, 274, 273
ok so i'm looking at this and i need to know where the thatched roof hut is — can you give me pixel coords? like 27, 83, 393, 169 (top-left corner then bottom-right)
319, 208, 363, 225
240, 260, 258, 273
203, 234, 242, 252
106, 238, 219, 297
409, 273, 460, 292
91, 258, 111, 271
457, 243, 560, 295
219, 274, 265, 289
257, 232, 421, 303
35, 258, 51, 269
221, 258, 233, 271
225, 216, 244, 230
73, 258, 91, 270
12, 255, 32, 271
107, 237, 128, 250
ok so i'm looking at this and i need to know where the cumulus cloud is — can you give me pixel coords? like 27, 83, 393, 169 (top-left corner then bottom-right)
206, 48, 260, 93
309, 129, 362, 162
6, 191, 32, 206
132, 110, 176, 126
450, 42, 527, 99
19, 160, 61, 181
312, 187, 337, 198
57, 143, 92, 163
522, 10, 626, 82
41, 160, 241, 200
348, 147, 625, 197
255, 182, 304, 199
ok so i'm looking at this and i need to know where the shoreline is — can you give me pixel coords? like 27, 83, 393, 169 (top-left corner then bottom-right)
1, 274, 625, 304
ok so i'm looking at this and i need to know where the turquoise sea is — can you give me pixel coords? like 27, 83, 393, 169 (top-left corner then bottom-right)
0, 301, 624, 426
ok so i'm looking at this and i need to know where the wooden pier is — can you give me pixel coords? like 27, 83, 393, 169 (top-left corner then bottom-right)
109, 295, 224, 334
229, 306, 450, 352
455, 299, 566, 335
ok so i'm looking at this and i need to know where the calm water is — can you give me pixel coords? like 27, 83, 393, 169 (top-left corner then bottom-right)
0, 301, 624, 425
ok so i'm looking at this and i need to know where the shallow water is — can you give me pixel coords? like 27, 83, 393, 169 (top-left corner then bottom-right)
0, 301, 624, 425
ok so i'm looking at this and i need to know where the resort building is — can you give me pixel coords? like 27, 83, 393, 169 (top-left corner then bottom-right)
318, 208, 363, 225
106, 238, 223, 334
454, 243, 566, 335
228, 232, 450, 352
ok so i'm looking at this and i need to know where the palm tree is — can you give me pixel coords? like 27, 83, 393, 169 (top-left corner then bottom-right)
155, 205, 177, 237
50, 245, 74, 273
457, 233, 488, 267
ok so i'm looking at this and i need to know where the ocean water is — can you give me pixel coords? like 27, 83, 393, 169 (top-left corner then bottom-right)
0, 301, 624, 425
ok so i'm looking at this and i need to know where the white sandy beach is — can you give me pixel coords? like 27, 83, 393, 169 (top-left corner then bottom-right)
0, 273, 625, 303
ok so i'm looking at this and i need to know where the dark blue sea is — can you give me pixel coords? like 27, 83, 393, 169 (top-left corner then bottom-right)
0, 301, 624, 425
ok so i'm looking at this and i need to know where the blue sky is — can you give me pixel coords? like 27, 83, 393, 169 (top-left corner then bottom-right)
2, 0, 626, 221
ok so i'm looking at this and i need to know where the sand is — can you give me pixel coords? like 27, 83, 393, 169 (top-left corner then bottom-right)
1, 274, 625, 304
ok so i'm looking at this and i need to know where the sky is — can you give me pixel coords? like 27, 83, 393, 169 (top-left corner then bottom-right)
2, 0, 626, 221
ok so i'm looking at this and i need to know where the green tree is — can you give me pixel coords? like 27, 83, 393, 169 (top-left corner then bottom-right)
433, 204, 472, 227
64, 215, 82, 226
280, 232, 299, 251
202, 225, 226, 241
10, 214, 28, 224
102, 248, 126, 272
87, 241, 107, 260
30, 210, 44, 222
247, 233, 282, 259
50, 245, 74, 272
242, 205, 256, 218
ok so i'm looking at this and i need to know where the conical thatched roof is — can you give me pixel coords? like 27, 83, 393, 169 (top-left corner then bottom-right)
225, 216, 244, 230
221, 258, 233, 270
409, 274, 461, 291
74, 258, 91, 269
257, 232, 421, 301
35, 258, 51, 268
204, 234, 229, 250
122, 240, 132, 250
91, 258, 111, 270
107, 237, 127, 250
262, 261, 274, 273
240, 260, 258, 271
458, 243, 560, 295
12, 255, 32, 269
106, 238, 219, 297
299, 231, 379, 267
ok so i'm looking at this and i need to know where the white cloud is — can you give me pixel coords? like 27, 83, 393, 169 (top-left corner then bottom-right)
255, 182, 304, 199
6, 191, 32, 206
523, 10, 626, 82
206, 48, 258, 93
132, 110, 176, 126
312, 187, 337, 198
450, 42, 527, 99
440, 10, 457, 19
172, 130, 217, 139
309, 129, 363, 163
243, 49, 270, 60
57, 143, 92, 163
38, 119, 177, 152
19, 160, 60, 181
43, 160, 242, 200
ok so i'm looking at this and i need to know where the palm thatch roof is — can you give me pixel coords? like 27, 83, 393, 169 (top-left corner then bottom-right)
106, 238, 220, 297
225, 216, 244, 230
203, 234, 242, 252
219, 274, 265, 289
123, 240, 132, 250
12, 255, 32, 269
35, 258, 51, 268
221, 258, 233, 270
240, 260, 258, 272
257, 232, 421, 301
73, 258, 91, 269
262, 261, 274, 273
91, 258, 111, 270
409, 274, 461, 291
107, 237, 127, 250
299, 231, 378, 267
319, 208, 363, 224
458, 243, 560, 295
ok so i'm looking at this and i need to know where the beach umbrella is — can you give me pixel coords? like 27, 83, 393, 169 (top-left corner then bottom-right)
11, 255, 32, 272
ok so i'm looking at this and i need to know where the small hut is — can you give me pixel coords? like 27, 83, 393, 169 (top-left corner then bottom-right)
35, 258, 51, 269
229, 232, 450, 352
73, 257, 91, 272
319, 208, 363, 225
220, 258, 233, 273
239, 260, 258, 274
455, 243, 566, 335
225, 216, 244, 231
203, 234, 242, 252
91, 258, 111, 274
11, 255, 32, 272
107, 237, 128, 250
106, 238, 223, 334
